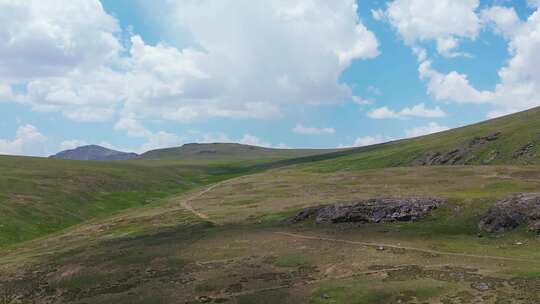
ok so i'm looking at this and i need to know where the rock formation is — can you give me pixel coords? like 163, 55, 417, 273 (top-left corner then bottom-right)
479, 193, 540, 233
287, 198, 446, 225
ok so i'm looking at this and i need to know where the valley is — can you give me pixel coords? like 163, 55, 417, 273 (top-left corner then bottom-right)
1, 108, 540, 303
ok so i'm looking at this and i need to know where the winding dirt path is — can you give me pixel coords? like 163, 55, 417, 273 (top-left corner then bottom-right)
179, 179, 535, 263
179, 179, 233, 224
274, 231, 534, 262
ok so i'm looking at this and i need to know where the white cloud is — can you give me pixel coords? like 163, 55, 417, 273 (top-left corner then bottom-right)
0, 84, 14, 102
481, 6, 521, 39
2, 0, 380, 128
371, 9, 385, 21
339, 134, 395, 148
60, 139, 88, 151
405, 122, 449, 138
380, 0, 481, 57
367, 107, 400, 119
114, 117, 185, 153
368, 103, 446, 119
292, 124, 335, 135
238, 134, 272, 148
419, 6, 540, 116
0, 124, 47, 156
487, 9, 540, 115
418, 60, 494, 103
197, 132, 288, 148
0, 0, 121, 82
128, 0, 379, 122
352, 135, 394, 147
352, 95, 371, 105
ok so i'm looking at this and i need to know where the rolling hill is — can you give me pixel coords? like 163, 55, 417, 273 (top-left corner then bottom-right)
139, 142, 343, 161
298, 106, 540, 172
50, 145, 138, 161
2, 107, 540, 303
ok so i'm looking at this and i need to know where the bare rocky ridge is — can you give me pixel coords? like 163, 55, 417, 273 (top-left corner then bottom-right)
479, 193, 540, 233
414, 132, 501, 166
287, 198, 447, 225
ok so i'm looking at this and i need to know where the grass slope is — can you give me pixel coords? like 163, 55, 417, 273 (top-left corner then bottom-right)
139, 143, 343, 161
0, 144, 345, 247
3, 107, 540, 303
301, 106, 540, 172
0, 156, 262, 247
1, 165, 540, 303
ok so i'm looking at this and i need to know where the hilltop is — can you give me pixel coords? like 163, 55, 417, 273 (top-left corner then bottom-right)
50, 145, 138, 161
139, 142, 342, 161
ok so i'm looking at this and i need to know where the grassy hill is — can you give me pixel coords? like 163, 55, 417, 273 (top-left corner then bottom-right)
0, 156, 241, 246
0, 145, 344, 247
139, 143, 343, 161
2, 107, 540, 303
300, 106, 540, 172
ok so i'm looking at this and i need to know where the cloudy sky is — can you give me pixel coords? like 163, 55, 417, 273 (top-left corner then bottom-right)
1, 0, 540, 156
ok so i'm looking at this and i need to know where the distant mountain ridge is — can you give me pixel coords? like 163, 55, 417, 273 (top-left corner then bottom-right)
50, 145, 138, 161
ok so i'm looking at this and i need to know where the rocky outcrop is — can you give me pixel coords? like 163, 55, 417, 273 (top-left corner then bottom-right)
478, 193, 540, 233
414, 132, 500, 166
514, 142, 535, 159
286, 198, 446, 225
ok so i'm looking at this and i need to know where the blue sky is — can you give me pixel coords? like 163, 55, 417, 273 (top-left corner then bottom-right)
1, 0, 540, 155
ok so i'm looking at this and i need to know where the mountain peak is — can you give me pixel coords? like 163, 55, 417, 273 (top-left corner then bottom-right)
50, 145, 138, 161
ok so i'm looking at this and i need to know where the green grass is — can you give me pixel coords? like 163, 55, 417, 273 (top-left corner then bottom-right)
274, 254, 312, 268
0, 155, 272, 247
139, 142, 343, 161
310, 278, 448, 304
3, 107, 540, 303
300, 106, 540, 172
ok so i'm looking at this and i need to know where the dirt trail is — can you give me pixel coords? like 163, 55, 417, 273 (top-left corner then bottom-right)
180, 178, 534, 263
275, 231, 534, 262
180, 179, 233, 224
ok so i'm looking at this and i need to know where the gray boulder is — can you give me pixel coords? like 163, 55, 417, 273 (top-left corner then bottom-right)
478, 193, 540, 233
287, 198, 446, 225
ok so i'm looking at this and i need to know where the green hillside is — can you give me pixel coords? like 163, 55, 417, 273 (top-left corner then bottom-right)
0, 145, 344, 247
301, 106, 540, 172
2, 107, 540, 247
2, 107, 540, 303
139, 143, 343, 161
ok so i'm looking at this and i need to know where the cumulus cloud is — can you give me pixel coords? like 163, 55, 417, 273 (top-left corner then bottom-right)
1, 0, 380, 128
416, 6, 540, 116
292, 124, 335, 135
405, 122, 449, 138
0, 124, 47, 156
123, 0, 379, 123
0, 0, 121, 82
114, 117, 185, 153
368, 103, 446, 119
488, 9, 540, 115
481, 6, 521, 39
379, 0, 481, 57
418, 60, 494, 103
